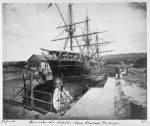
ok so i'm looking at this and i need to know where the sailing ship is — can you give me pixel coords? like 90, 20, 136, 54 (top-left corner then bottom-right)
41, 3, 114, 78
21, 3, 115, 114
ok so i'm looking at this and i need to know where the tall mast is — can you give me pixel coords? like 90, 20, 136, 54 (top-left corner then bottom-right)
68, 3, 73, 51
86, 16, 89, 56
96, 33, 99, 60
85, 9, 91, 56
53, 3, 108, 53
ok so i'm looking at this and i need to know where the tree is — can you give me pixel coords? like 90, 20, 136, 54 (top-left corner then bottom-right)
3, 63, 8, 69
15, 61, 27, 68
135, 58, 147, 68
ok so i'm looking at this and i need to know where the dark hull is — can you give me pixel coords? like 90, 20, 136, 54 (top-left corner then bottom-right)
48, 59, 104, 77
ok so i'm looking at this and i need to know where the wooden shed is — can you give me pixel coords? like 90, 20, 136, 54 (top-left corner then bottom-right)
27, 54, 50, 70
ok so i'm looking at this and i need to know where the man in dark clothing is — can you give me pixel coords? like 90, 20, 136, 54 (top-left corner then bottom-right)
115, 66, 120, 78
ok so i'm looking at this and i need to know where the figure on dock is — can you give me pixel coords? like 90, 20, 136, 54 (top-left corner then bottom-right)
115, 66, 120, 79
126, 66, 131, 76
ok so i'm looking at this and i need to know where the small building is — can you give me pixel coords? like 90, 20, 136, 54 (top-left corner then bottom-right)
27, 54, 50, 71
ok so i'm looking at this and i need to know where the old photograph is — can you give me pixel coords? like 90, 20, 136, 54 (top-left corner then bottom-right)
2, 1, 147, 121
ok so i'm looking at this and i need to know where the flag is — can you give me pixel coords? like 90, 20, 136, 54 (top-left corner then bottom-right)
47, 3, 52, 8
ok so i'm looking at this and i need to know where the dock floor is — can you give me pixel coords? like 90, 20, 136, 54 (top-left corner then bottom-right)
63, 77, 116, 119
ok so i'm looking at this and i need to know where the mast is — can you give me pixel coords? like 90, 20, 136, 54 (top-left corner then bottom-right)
85, 9, 90, 56
96, 32, 99, 59
68, 3, 73, 51
53, 3, 108, 53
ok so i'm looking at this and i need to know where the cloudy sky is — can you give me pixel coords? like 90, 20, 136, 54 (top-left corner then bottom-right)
3, 2, 147, 61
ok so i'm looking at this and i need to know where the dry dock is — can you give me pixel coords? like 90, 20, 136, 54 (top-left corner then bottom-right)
40, 77, 117, 119
63, 77, 116, 119
4, 77, 119, 119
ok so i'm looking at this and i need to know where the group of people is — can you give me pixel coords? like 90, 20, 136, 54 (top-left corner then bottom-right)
47, 51, 82, 61
115, 65, 131, 79
61, 53, 81, 61
46, 51, 103, 62
126, 66, 131, 75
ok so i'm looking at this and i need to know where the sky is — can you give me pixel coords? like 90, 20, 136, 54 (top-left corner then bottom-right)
2, 2, 147, 61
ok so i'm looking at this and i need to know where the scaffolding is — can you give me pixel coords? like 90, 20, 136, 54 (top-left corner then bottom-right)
22, 72, 53, 117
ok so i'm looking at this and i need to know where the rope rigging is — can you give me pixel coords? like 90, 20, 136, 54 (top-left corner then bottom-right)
57, 9, 68, 27
52, 30, 65, 41
75, 24, 107, 42
51, 3, 112, 57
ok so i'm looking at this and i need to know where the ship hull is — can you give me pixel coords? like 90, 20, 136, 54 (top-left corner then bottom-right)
48, 59, 104, 77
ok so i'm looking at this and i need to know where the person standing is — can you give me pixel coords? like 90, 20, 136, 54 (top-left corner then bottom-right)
126, 66, 129, 75
115, 66, 120, 79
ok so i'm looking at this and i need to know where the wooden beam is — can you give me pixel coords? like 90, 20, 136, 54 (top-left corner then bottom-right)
30, 74, 34, 107
57, 20, 90, 29
98, 50, 114, 53
69, 41, 115, 48
52, 31, 108, 41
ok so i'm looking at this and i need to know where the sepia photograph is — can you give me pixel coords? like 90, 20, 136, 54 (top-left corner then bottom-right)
2, 0, 148, 123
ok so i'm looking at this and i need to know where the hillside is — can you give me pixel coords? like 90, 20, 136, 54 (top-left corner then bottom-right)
103, 53, 147, 65
3, 61, 20, 65
103, 53, 146, 59
3, 61, 27, 69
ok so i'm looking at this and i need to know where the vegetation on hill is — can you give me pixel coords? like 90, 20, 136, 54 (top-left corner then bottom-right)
133, 58, 147, 68
14, 61, 27, 68
103, 53, 147, 65
3, 61, 27, 69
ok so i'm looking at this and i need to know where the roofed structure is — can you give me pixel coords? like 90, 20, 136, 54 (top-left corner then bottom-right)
27, 54, 50, 70
27, 54, 47, 62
